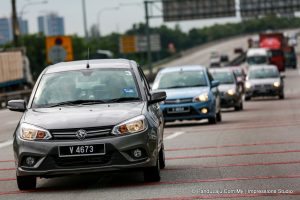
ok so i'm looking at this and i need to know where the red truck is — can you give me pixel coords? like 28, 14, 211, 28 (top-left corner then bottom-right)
259, 33, 285, 72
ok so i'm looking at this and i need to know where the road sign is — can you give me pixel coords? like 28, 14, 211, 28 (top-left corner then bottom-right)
119, 35, 161, 54
162, 0, 236, 22
240, 0, 300, 18
136, 34, 161, 52
46, 36, 73, 64
119, 35, 136, 54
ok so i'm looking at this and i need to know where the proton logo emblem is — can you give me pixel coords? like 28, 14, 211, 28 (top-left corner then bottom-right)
176, 99, 181, 104
76, 129, 87, 140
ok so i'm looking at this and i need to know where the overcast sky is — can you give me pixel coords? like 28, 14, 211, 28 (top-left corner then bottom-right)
0, 0, 240, 36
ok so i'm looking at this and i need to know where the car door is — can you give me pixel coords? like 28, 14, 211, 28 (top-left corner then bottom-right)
207, 70, 220, 111
137, 67, 164, 147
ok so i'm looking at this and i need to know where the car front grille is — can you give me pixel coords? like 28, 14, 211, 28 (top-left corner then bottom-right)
164, 98, 193, 104
50, 126, 113, 140
254, 84, 273, 89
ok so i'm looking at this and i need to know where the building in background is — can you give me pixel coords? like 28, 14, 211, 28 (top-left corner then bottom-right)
0, 17, 28, 45
0, 18, 12, 45
38, 13, 65, 36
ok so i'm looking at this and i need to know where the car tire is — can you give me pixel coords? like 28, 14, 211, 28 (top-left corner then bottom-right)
144, 157, 161, 182
216, 110, 222, 122
279, 93, 285, 100
159, 144, 166, 169
235, 102, 243, 111
245, 96, 251, 101
208, 115, 217, 124
240, 102, 244, 110
17, 175, 36, 190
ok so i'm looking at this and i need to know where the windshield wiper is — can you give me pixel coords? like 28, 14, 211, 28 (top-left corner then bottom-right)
49, 100, 106, 107
108, 97, 140, 103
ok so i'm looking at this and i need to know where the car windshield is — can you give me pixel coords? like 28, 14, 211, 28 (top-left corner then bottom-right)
154, 70, 208, 89
247, 56, 268, 65
233, 69, 243, 76
249, 68, 279, 79
32, 68, 141, 108
211, 71, 235, 84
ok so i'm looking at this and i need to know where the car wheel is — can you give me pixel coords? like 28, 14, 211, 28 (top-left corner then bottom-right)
245, 96, 251, 101
17, 175, 36, 190
208, 114, 217, 124
279, 93, 285, 100
216, 110, 222, 122
144, 157, 161, 182
235, 102, 243, 111
159, 144, 166, 169
240, 102, 244, 110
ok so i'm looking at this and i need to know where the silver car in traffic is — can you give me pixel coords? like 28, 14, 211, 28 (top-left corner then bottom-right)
245, 65, 284, 101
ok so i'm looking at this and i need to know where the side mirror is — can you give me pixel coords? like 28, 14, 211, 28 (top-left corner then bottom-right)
211, 80, 220, 88
7, 100, 26, 112
280, 75, 286, 79
149, 91, 167, 105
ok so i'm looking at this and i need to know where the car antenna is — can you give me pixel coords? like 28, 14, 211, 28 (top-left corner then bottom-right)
86, 48, 90, 69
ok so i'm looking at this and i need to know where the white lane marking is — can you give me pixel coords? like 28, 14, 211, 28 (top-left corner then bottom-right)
0, 140, 13, 149
165, 131, 185, 140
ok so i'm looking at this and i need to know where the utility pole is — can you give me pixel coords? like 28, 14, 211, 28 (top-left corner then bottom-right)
144, 1, 153, 76
82, 0, 88, 39
12, 0, 20, 47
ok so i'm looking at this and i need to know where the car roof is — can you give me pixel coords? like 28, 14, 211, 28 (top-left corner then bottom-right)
159, 65, 207, 74
44, 59, 137, 74
248, 65, 278, 71
209, 68, 235, 73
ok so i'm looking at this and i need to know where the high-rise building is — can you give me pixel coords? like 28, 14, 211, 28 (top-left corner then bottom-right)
0, 17, 29, 45
19, 18, 29, 35
0, 18, 12, 45
38, 13, 65, 36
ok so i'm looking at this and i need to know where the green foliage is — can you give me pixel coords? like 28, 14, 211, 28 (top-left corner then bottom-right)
1, 16, 300, 80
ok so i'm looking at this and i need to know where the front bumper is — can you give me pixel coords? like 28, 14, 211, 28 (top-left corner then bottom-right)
246, 86, 283, 98
160, 101, 215, 122
220, 94, 240, 108
14, 130, 157, 177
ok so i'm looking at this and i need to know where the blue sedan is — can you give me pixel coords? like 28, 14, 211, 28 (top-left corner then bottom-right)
152, 66, 222, 124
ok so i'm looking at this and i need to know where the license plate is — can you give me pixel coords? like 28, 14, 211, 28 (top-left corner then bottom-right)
168, 107, 190, 113
58, 144, 105, 157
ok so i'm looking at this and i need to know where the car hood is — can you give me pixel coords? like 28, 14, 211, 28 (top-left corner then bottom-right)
218, 84, 236, 92
23, 102, 145, 130
161, 87, 209, 100
248, 78, 280, 85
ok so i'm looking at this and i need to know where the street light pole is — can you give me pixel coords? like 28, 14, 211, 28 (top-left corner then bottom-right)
144, 1, 153, 76
11, 0, 20, 47
19, 0, 48, 20
82, 0, 88, 40
97, 7, 119, 37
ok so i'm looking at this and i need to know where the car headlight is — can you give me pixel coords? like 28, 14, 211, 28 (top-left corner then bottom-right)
227, 89, 236, 96
20, 123, 52, 141
273, 81, 280, 87
112, 115, 148, 136
194, 93, 209, 102
245, 82, 252, 89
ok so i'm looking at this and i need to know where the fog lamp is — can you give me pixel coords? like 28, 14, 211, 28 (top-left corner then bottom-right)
25, 157, 36, 167
201, 108, 208, 114
133, 149, 142, 158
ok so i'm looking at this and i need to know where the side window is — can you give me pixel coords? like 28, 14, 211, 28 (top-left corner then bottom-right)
137, 67, 151, 98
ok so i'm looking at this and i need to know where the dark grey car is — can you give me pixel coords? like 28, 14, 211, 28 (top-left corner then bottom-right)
8, 59, 166, 190
210, 68, 243, 111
